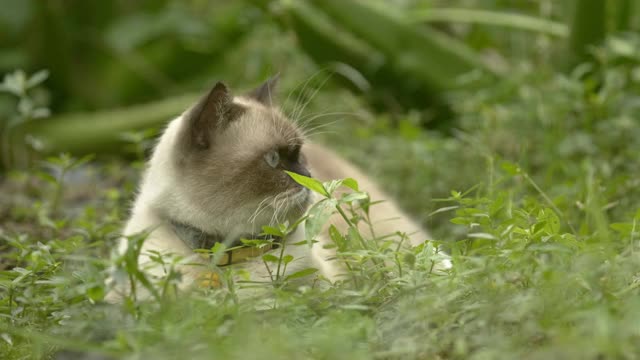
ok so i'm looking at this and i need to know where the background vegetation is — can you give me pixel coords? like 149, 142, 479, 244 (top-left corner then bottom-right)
2, 0, 640, 358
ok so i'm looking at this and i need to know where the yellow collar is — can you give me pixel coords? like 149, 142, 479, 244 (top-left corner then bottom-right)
213, 243, 277, 266
169, 220, 280, 266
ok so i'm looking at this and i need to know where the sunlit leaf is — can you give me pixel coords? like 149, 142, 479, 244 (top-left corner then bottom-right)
285, 171, 328, 196
305, 199, 336, 243
262, 254, 279, 263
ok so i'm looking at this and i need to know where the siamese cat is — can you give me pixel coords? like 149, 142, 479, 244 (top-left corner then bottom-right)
108, 77, 449, 299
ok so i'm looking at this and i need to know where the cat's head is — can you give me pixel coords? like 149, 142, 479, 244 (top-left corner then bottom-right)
168, 76, 313, 236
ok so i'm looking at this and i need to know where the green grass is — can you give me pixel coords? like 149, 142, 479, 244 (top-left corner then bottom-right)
3, 27, 640, 360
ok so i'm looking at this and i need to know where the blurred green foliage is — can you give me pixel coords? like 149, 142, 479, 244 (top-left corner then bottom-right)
1, 0, 638, 166
0, 0, 257, 111
3, 1, 640, 359
0, 0, 637, 113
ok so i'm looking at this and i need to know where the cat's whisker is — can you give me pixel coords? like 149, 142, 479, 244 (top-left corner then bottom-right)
301, 125, 340, 139
249, 195, 275, 225
287, 71, 330, 125
253, 192, 288, 230
295, 199, 306, 215
285, 118, 340, 146
302, 130, 338, 139
276, 194, 290, 223
274, 191, 296, 226
301, 118, 341, 131
277, 194, 292, 224
268, 192, 289, 226
287, 133, 309, 146
298, 111, 359, 127
282, 68, 326, 113
300, 119, 340, 136
284, 69, 330, 125
291, 72, 334, 125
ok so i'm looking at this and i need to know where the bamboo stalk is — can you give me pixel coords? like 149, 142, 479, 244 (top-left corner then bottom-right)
568, 0, 607, 68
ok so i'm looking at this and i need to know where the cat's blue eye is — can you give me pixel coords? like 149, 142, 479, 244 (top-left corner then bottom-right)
264, 150, 280, 168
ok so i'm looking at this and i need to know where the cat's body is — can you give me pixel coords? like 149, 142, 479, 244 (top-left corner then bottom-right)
109, 78, 448, 299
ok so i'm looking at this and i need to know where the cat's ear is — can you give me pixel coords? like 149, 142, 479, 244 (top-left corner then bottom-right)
182, 82, 244, 150
247, 74, 280, 105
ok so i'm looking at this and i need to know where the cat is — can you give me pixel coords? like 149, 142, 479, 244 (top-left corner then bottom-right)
107, 76, 449, 299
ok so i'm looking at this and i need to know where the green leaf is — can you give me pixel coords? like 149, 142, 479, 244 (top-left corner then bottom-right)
284, 267, 318, 281
501, 161, 520, 175
261, 225, 285, 237
348, 226, 365, 249
341, 177, 359, 191
532, 221, 548, 235
610, 222, 633, 234
240, 239, 273, 248
36, 171, 57, 184
467, 233, 497, 240
305, 199, 336, 242
285, 171, 328, 196
540, 209, 561, 234
70, 154, 95, 169
86, 285, 105, 302
328, 224, 346, 250
26, 69, 49, 88
283, 255, 294, 265
324, 180, 343, 195
339, 304, 370, 311
290, 239, 319, 246
340, 192, 369, 204
328, 224, 343, 242
450, 217, 470, 225
210, 242, 226, 254
403, 252, 416, 267
428, 205, 460, 217
1, 333, 12, 346
262, 254, 279, 263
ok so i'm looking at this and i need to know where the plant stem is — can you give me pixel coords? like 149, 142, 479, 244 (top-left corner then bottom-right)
50, 169, 66, 215
275, 237, 287, 281
262, 259, 274, 282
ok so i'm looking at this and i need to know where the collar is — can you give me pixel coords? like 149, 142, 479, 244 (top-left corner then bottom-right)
168, 220, 280, 266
